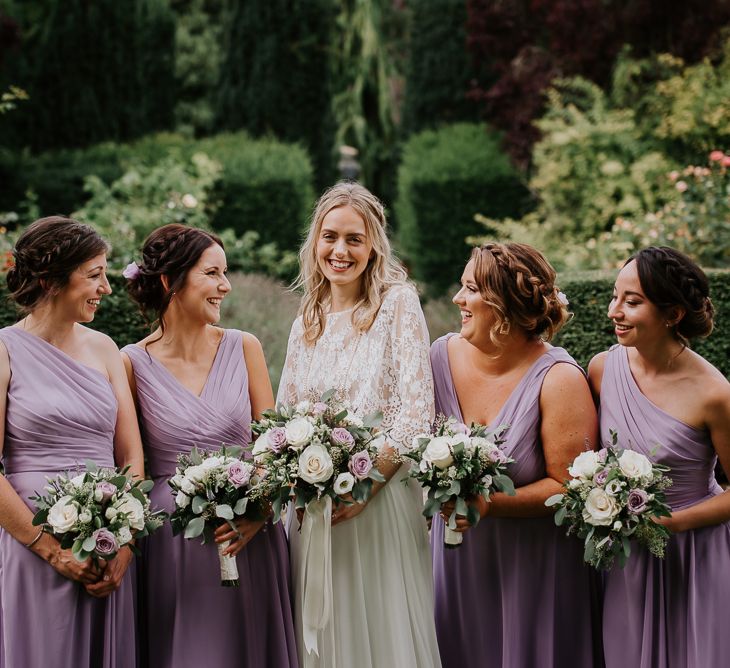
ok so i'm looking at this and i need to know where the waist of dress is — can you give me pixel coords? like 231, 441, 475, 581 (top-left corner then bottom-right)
665, 480, 724, 511
2, 455, 116, 475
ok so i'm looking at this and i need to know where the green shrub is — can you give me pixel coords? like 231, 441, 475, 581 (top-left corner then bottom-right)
396, 123, 529, 293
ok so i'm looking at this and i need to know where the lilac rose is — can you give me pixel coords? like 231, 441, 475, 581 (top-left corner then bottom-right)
593, 468, 609, 487
452, 422, 470, 435
312, 402, 328, 416
627, 488, 649, 514
227, 461, 252, 488
93, 528, 119, 556
331, 427, 355, 449
597, 448, 608, 463
94, 481, 118, 504
267, 427, 288, 453
348, 451, 373, 480
487, 447, 508, 464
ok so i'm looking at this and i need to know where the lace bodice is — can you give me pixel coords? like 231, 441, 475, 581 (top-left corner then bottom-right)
278, 285, 435, 452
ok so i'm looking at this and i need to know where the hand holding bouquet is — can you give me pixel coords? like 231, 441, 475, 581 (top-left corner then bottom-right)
168, 445, 258, 586
546, 429, 673, 570
248, 389, 386, 523
405, 416, 515, 548
31, 461, 164, 563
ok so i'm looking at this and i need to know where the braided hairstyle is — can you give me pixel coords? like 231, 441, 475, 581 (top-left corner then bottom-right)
125, 224, 223, 333
6, 216, 109, 312
470, 242, 570, 347
628, 246, 714, 342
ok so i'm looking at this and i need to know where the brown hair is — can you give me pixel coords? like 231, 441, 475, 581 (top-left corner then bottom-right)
6, 216, 109, 312
627, 246, 714, 343
125, 224, 223, 333
470, 242, 570, 346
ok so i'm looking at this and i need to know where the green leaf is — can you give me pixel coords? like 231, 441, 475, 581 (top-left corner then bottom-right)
368, 469, 385, 483
189, 447, 203, 466
544, 494, 564, 508
32, 509, 49, 526
272, 495, 283, 522
109, 475, 128, 490
583, 539, 595, 563
84, 460, 98, 474
82, 535, 97, 552
554, 505, 568, 526
466, 504, 481, 527
215, 504, 234, 520
333, 410, 348, 423
493, 474, 515, 496
423, 495, 441, 518
233, 498, 248, 515
621, 536, 631, 558
129, 487, 147, 505
184, 516, 205, 539
137, 479, 154, 494
320, 389, 336, 403
191, 495, 207, 515
455, 496, 468, 517
362, 411, 383, 429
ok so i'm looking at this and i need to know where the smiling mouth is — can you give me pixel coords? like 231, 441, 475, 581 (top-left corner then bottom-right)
327, 259, 353, 271
207, 298, 222, 307
460, 309, 472, 322
87, 298, 101, 308
614, 323, 632, 333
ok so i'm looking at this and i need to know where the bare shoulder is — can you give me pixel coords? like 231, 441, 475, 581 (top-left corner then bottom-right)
241, 330, 265, 356
0, 339, 9, 378
543, 359, 589, 395
587, 350, 609, 392
78, 325, 118, 357
692, 354, 730, 412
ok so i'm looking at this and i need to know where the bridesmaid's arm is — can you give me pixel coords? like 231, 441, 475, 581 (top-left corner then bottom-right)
587, 351, 607, 407
455, 362, 598, 527
0, 341, 102, 586
214, 332, 273, 556
656, 379, 730, 533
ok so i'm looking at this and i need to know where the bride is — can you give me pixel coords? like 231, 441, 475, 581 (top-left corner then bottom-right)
279, 181, 441, 668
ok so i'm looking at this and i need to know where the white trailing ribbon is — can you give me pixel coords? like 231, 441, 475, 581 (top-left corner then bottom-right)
443, 525, 463, 548
217, 541, 239, 584
299, 496, 333, 657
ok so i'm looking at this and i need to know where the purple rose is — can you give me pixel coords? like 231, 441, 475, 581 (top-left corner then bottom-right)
227, 461, 252, 488
487, 448, 508, 465
312, 402, 328, 416
452, 422, 470, 435
593, 468, 609, 487
348, 451, 373, 480
93, 528, 118, 556
267, 427, 288, 453
331, 427, 355, 449
627, 489, 649, 514
122, 262, 141, 280
95, 481, 117, 503
597, 448, 608, 463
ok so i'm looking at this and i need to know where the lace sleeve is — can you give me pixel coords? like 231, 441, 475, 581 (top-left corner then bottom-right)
380, 286, 435, 453
276, 318, 304, 406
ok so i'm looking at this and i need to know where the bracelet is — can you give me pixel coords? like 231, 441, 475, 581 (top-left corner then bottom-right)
24, 528, 44, 549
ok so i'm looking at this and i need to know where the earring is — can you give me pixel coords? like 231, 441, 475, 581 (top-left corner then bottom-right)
499, 320, 510, 336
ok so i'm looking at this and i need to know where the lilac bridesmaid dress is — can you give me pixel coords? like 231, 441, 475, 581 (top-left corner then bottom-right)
123, 329, 297, 668
0, 327, 136, 668
600, 344, 730, 667
430, 334, 602, 668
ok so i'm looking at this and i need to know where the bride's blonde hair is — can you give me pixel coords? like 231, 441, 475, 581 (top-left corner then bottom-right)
295, 181, 408, 344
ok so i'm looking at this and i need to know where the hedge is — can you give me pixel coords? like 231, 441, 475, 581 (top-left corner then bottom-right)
396, 123, 530, 294
0, 132, 315, 253
0, 272, 725, 377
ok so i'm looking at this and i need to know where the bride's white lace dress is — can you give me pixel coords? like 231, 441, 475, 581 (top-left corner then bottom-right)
278, 284, 441, 668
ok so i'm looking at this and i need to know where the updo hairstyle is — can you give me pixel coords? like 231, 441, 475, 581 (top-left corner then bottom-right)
470, 242, 570, 347
628, 246, 714, 342
6, 216, 109, 312
125, 224, 223, 331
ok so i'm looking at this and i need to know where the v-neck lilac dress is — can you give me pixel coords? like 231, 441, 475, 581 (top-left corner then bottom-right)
0, 327, 136, 668
600, 344, 730, 667
430, 334, 603, 668
123, 330, 297, 668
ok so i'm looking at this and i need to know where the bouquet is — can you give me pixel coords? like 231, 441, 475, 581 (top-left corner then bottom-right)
545, 430, 673, 570
31, 461, 164, 563
248, 389, 387, 521
405, 416, 515, 548
168, 445, 258, 587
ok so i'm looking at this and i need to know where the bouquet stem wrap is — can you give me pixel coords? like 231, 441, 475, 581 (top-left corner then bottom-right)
300, 496, 333, 658
444, 526, 463, 548
217, 541, 239, 587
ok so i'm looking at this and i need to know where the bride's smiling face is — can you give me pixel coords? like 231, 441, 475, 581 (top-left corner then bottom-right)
316, 205, 373, 290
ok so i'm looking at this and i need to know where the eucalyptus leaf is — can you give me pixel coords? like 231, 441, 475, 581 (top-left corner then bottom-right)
233, 498, 248, 515
82, 535, 97, 552
184, 516, 205, 539
192, 495, 207, 515
137, 479, 154, 494
216, 504, 234, 520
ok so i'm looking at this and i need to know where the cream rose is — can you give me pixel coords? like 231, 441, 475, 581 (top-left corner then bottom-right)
176, 491, 191, 509
298, 444, 334, 484
582, 488, 619, 526
568, 451, 601, 479
117, 526, 133, 546
618, 450, 653, 480
285, 417, 315, 449
114, 495, 146, 531
200, 456, 224, 470
448, 433, 473, 454
184, 464, 207, 484
422, 436, 453, 469
47, 496, 79, 532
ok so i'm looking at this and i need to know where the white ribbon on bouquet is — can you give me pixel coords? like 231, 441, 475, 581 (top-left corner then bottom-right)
299, 496, 333, 660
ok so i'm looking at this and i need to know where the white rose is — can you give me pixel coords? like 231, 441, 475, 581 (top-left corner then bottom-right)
618, 450, 653, 480
370, 435, 386, 451
78, 510, 92, 524
295, 400, 313, 414
422, 436, 453, 469
582, 488, 619, 526
114, 495, 146, 531
47, 496, 79, 532
345, 414, 364, 429
568, 478, 584, 490
201, 456, 223, 470
481, 474, 493, 487
70, 473, 87, 488
298, 444, 334, 484
419, 459, 431, 473
170, 474, 184, 488
448, 433, 472, 454
176, 491, 191, 509
613, 521, 623, 531
184, 465, 207, 483
117, 526, 133, 546
180, 478, 196, 495
334, 472, 355, 495
568, 451, 600, 479
286, 418, 315, 448
105, 507, 118, 521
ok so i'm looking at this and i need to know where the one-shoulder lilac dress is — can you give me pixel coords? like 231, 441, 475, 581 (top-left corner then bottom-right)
0, 327, 136, 668
599, 344, 730, 667
430, 335, 602, 668
123, 329, 297, 668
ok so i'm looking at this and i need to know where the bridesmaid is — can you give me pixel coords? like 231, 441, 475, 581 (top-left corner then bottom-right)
122, 223, 297, 668
0, 216, 143, 667
431, 242, 602, 668
588, 246, 730, 667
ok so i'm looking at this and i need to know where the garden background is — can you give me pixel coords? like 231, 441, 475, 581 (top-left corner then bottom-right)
0, 0, 728, 390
